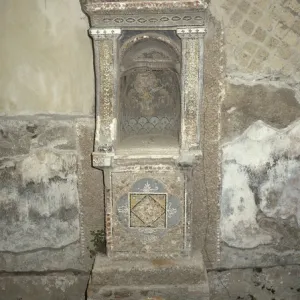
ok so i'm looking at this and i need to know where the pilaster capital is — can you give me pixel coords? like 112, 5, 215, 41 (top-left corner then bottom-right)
176, 27, 206, 39
89, 28, 122, 40
92, 152, 114, 169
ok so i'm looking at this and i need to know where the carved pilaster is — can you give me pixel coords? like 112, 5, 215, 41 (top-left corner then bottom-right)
177, 28, 206, 152
89, 29, 121, 155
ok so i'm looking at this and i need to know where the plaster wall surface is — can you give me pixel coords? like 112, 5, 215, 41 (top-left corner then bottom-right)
0, 0, 94, 115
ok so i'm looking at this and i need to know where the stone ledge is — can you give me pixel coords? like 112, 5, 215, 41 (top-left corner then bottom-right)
82, 0, 207, 14
88, 284, 209, 300
90, 254, 207, 286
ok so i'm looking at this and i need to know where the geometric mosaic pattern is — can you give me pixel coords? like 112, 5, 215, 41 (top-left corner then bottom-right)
130, 193, 166, 228
122, 117, 178, 137
219, 0, 300, 77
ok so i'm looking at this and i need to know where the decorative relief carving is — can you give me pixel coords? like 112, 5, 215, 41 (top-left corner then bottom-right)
89, 28, 122, 39
92, 153, 113, 168
122, 116, 178, 137
99, 39, 114, 145
184, 38, 199, 148
113, 164, 176, 173
91, 28, 121, 149
83, 1, 207, 13
176, 27, 206, 38
177, 27, 206, 150
90, 14, 205, 28
138, 180, 160, 193
167, 202, 177, 219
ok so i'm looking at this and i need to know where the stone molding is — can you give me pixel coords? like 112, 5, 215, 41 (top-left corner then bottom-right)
81, 0, 207, 29
176, 27, 207, 39
90, 12, 206, 28
119, 32, 181, 64
81, 0, 207, 13
92, 152, 114, 168
91, 29, 121, 152
176, 27, 206, 150
89, 28, 122, 39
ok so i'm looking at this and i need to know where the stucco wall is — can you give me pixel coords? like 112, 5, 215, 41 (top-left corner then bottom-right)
0, 0, 94, 115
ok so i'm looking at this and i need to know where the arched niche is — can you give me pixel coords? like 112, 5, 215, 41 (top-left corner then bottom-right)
117, 33, 181, 155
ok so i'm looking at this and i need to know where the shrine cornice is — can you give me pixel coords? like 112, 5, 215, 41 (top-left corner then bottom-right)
81, 0, 208, 15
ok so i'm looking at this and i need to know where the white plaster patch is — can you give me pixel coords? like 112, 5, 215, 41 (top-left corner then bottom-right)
110, 118, 117, 141
0, 150, 80, 252
223, 121, 293, 168
20, 149, 77, 185
260, 160, 300, 225
221, 163, 272, 248
221, 120, 300, 248
95, 116, 101, 148
226, 107, 236, 114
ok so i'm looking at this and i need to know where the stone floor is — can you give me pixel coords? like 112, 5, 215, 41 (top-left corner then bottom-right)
209, 265, 300, 300
0, 265, 300, 300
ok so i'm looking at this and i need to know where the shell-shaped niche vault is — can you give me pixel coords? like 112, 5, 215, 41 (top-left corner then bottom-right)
116, 32, 181, 156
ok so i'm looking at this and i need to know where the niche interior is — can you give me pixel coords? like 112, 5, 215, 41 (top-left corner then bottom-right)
117, 31, 181, 155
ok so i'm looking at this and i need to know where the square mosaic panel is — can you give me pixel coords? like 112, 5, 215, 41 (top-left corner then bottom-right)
111, 172, 186, 256
130, 193, 166, 228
